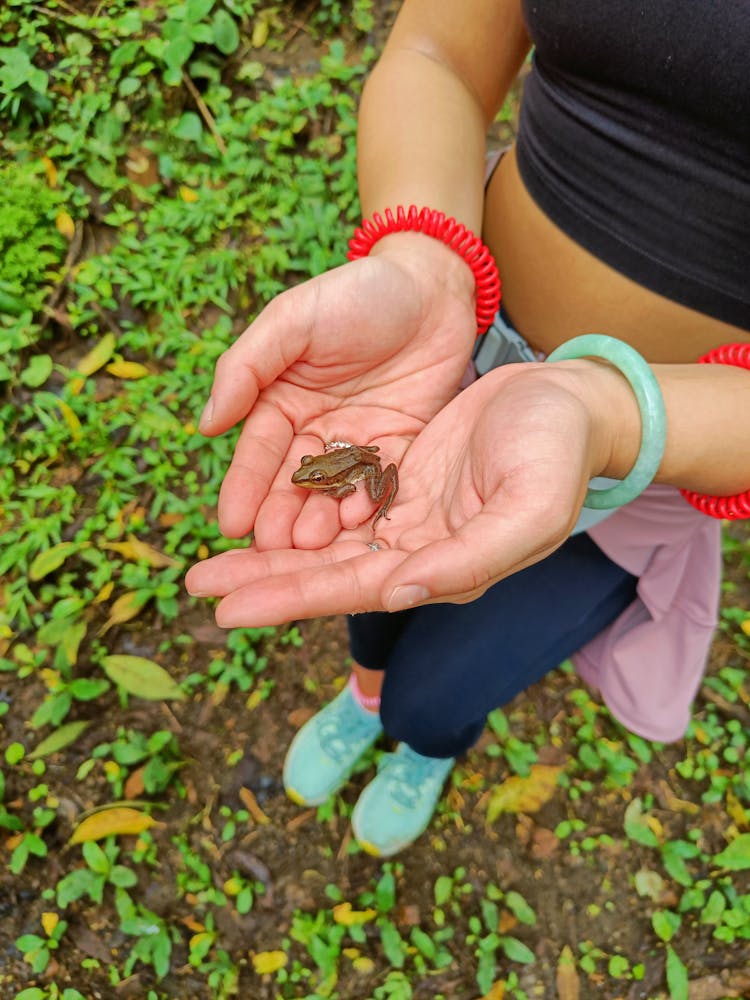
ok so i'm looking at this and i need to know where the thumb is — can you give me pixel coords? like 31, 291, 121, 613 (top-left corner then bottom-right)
382, 510, 562, 610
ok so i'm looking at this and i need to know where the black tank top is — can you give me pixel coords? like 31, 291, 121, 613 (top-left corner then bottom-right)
516, 1, 750, 330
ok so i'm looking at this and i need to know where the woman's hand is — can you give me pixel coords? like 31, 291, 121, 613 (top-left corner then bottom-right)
186, 360, 627, 626
198, 236, 476, 550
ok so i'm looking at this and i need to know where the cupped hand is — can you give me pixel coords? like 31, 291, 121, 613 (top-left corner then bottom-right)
186, 361, 611, 626
198, 239, 476, 548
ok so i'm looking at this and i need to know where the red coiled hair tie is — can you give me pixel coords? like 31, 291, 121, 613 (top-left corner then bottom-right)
680, 342, 750, 520
348, 206, 501, 336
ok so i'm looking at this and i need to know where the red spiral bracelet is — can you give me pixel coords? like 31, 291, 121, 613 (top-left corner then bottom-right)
347, 206, 501, 336
680, 342, 750, 520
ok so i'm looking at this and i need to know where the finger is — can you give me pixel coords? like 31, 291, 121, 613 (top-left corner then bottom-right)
381, 507, 566, 611
200, 291, 311, 436
217, 403, 299, 539
185, 540, 369, 596
213, 548, 406, 627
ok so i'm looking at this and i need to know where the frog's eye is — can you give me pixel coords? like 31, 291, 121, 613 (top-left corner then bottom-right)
300, 455, 314, 465
309, 471, 326, 482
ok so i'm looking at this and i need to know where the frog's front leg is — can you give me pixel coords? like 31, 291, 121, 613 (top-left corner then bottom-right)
366, 463, 399, 527
327, 483, 358, 500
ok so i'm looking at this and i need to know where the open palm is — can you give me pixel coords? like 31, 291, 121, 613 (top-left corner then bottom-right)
200, 251, 476, 548
187, 363, 598, 625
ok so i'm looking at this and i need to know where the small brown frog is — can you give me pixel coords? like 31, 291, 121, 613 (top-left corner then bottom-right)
291, 442, 398, 528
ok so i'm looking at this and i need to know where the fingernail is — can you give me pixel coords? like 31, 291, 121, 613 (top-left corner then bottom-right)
387, 584, 430, 612
198, 396, 214, 432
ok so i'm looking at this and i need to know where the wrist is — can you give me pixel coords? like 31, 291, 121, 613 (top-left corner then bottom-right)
348, 206, 501, 335
545, 359, 644, 481
369, 230, 477, 307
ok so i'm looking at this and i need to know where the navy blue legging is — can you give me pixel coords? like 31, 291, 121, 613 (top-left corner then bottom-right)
347, 531, 638, 759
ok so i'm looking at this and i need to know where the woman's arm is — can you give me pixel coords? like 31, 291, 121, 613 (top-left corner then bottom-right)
357, 0, 530, 228
557, 359, 750, 496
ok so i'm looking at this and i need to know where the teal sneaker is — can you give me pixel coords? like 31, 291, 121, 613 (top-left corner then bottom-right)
283, 684, 383, 806
351, 744, 455, 857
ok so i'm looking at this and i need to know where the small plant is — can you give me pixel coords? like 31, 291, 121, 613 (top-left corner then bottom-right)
56, 839, 138, 907
15, 912, 68, 975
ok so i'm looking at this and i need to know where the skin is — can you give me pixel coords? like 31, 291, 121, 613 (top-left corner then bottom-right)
290, 444, 399, 528
186, 0, 750, 636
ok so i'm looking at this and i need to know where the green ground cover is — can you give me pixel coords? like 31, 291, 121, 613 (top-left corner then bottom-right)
1, 3, 749, 998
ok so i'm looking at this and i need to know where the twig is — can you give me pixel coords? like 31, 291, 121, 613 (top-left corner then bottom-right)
182, 71, 227, 155
40, 221, 84, 330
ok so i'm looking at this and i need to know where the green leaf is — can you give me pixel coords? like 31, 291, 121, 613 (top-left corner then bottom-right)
186, 0, 215, 21
500, 935, 535, 964
623, 797, 660, 848
212, 10, 239, 54
713, 833, 750, 870
21, 353, 53, 387
28, 720, 90, 759
68, 678, 110, 701
57, 867, 100, 907
173, 111, 203, 141
101, 655, 186, 700
379, 920, 406, 968
651, 909, 681, 943
29, 542, 79, 581
434, 875, 453, 907
504, 890, 536, 925
665, 945, 688, 1000
163, 35, 194, 72
82, 839, 111, 875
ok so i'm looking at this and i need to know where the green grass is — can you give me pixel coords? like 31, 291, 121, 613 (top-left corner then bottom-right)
1, 3, 749, 998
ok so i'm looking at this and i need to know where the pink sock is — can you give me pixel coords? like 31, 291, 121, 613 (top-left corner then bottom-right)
348, 672, 381, 713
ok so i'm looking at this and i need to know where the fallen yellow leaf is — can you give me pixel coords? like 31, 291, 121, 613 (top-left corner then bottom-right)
179, 184, 199, 202
42, 156, 58, 188
105, 360, 151, 380
76, 333, 117, 376
480, 982, 506, 1000
70, 806, 156, 844
53, 399, 82, 440
41, 912, 59, 937
56, 210, 76, 240
93, 580, 115, 604
98, 590, 151, 636
741, 618, 750, 637
104, 536, 179, 568
332, 902, 377, 926
486, 765, 563, 823
352, 956, 375, 974
252, 950, 288, 975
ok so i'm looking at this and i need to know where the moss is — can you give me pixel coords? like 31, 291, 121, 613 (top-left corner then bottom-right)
0, 160, 65, 301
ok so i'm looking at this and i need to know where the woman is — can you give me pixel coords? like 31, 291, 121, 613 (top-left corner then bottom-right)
186, 0, 750, 856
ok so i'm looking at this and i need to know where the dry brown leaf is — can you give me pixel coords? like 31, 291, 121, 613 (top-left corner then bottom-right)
123, 766, 146, 800
556, 944, 580, 1000
239, 786, 271, 825
125, 146, 159, 187
687, 972, 744, 999
530, 826, 561, 860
